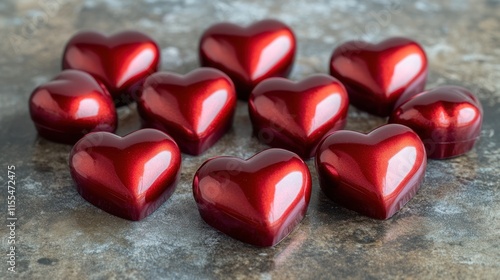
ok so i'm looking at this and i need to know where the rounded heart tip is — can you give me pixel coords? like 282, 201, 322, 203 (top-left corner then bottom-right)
69, 129, 182, 221
316, 124, 427, 219
192, 148, 312, 246
389, 86, 483, 159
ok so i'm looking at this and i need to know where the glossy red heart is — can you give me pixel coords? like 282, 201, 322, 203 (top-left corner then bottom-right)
316, 124, 427, 220
136, 68, 237, 155
69, 129, 181, 221
62, 30, 160, 104
249, 74, 349, 159
199, 19, 296, 100
330, 37, 428, 116
193, 148, 311, 247
29, 70, 117, 144
389, 86, 483, 159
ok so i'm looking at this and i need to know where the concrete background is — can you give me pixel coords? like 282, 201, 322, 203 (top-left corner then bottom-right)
0, 0, 499, 279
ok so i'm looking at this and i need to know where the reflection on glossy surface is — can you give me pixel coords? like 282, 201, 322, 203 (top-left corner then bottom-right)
69, 129, 181, 221
310, 94, 342, 134
271, 171, 304, 223
384, 146, 417, 196
192, 148, 312, 247
29, 70, 117, 144
389, 86, 483, 159
62, 31, 160, 104
117, 48, 156, 87
387, 54, 423, 94
249, 74, 349, 158
199, 19, 296, 100
329, 37, 428, 116
136, 68, 237, 155
75, 98, 100, 119
252, 35, 293, 80
139, 151, 172, 194
197, 89, 228, 134
315, 124, 427, 220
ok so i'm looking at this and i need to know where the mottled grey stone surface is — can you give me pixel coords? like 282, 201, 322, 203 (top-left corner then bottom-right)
0, 0, 499, 279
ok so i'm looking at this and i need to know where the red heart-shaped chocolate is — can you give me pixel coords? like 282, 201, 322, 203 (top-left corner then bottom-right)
193, 148, 311, 247
62, 30, 160, 104
316, 124, 427, 219
330, 37, 428, 116
29, 70, 117, 144
389, 86, 483, 159
69, 129, 181, 221
249, 74, 349, 158
136, 68, 237, 155
199, 19, 296, 100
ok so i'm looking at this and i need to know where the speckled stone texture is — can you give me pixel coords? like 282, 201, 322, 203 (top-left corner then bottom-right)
0, 0, 499, 279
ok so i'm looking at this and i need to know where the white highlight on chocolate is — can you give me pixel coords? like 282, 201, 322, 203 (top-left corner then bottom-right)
384, 146, 417, 196
75, 98, 99, 119
117, 48, 156, 87
308, 94, 341, 136
197, 89, 228, 134
252, 35, 291, 80
138, 151, 172, 195
270, 171, 303, 223
387, 53, 423, 95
